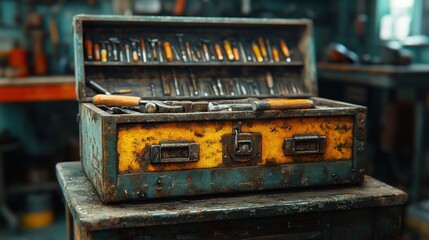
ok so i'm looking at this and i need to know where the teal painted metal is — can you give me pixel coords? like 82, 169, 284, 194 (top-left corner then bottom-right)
75, 15, 367, 203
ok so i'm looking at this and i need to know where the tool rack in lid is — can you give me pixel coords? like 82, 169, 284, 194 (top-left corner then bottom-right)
73, 15, 317, 103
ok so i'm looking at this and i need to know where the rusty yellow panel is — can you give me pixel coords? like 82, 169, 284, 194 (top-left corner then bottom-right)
117, 116, 354, 173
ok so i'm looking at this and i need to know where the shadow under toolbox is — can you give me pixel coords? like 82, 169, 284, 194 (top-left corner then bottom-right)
74, 15, 367, 203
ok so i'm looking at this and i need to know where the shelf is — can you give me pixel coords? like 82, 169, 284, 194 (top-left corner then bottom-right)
84, 61, 304, 67
0, 76, 76, 103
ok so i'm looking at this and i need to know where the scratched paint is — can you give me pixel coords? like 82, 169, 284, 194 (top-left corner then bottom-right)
117, 116, 354, 173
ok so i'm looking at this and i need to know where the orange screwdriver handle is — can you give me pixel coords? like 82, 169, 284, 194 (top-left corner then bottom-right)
93, 94, 141, 107
252, 99, 314, 111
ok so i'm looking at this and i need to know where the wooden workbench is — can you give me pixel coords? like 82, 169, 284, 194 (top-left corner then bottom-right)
0, 76, 76, 102
56, 162, 408, 239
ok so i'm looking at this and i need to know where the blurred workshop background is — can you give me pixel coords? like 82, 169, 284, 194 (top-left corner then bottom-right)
0, 0, 428, 239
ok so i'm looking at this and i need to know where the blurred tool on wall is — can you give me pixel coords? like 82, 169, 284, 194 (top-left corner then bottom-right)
25, 7, 48, 75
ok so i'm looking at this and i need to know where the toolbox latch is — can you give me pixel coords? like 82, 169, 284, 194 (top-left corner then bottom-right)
222, 123, 262, 164
151, 140, 200, 164
283, 134, 326, 155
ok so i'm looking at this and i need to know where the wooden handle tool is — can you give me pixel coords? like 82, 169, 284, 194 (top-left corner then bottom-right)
279, 39, 290, 58
163, 41, 174, 62
93, 94, 142, 107
252, 99, 314, 111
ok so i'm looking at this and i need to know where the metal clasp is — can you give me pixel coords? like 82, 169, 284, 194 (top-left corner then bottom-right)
222, 122, 262, 164
233, 126, 253, 155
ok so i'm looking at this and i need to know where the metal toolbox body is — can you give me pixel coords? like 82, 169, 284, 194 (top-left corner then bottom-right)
74, 15, 367, 203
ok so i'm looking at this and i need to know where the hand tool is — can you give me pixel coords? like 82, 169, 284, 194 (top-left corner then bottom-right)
101, 42, 108, 62
158, 40, 164, 63
279, 39, 291, 62
150, 83, 156, 97
99, 105, 128, 114
176, 33, 187, 62
140, 38, 147, 62
214, 43, 224, 61
159, 70, 171, 96
238, 41, 248, 62
185, 42, 193, 62
92, 94, 183, 111
193, 46, 202, 61
94, 43, 101, 61
233, 78, 242, 95
109, 38, 120, 61
85, 38, 93, 61
239, 80, 247, 95
252, 99, 314, 111
111, 89, 133, 94
211, 81, 220, 96
87, 80, 111, 94
216, 78, 225, 96
208, 102, 253, 111
106, 43, 113, 61
190, 46, 198, 62
200, 38, 211, 62
265, 71, 275, 95
92, 94, 210, 113
245, 41, 255, 62
125, 43, 131, 63
232, 43, 240, 61
171, 45, 180, 61
265, 38, 273, 62
223, 39, 234, 61
130, 39, 140, 62
272, 46, 280, 62
163, 41, 174, 62
172, 69, 181, 96
189, 69, 199, 96
252, 42, 263, 62
148, 38, 158, 61
257, 37, 267, 60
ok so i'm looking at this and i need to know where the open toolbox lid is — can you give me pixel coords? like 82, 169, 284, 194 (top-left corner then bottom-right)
73, 15, 317, 103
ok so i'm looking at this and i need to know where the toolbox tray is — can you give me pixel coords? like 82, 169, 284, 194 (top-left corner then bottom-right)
74, 15, 366, 203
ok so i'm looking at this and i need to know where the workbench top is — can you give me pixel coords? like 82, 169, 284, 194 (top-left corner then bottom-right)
56, 162, 408, 232
317, 63, 429, 88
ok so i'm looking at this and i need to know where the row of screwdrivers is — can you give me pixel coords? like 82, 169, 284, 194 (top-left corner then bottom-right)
84, 35, 293, 63
88, 71, 306, 98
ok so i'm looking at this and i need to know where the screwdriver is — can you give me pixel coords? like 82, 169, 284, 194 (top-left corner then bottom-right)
159, 70, 171, 96
279, 39, 291, 62
140, 38, 147, 62
85, 38, 93, 61
101, 43, 108, 62
257, 37, 267, 60
93, 43, 101, 61
252, 42, 263, 63
214, 43, 224, 61
265, 72, 275, 95
223, 39, 234, 61
272, 46, 280, 62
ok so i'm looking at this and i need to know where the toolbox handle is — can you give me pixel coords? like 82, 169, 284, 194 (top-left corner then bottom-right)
283, 134, 326, 155
151, 140, 200, 163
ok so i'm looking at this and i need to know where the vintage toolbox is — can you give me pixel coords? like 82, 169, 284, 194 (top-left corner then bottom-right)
58, 162, 407, 240
73, 15, 367, 203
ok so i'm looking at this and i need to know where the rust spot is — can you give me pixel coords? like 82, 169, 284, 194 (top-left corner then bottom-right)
269, 127, 279, 133
281, 125, 292, 131
335, 142, 347, 152
335, 124, 352, 132
146, 136, 156, 141
194, 128, 205, 138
